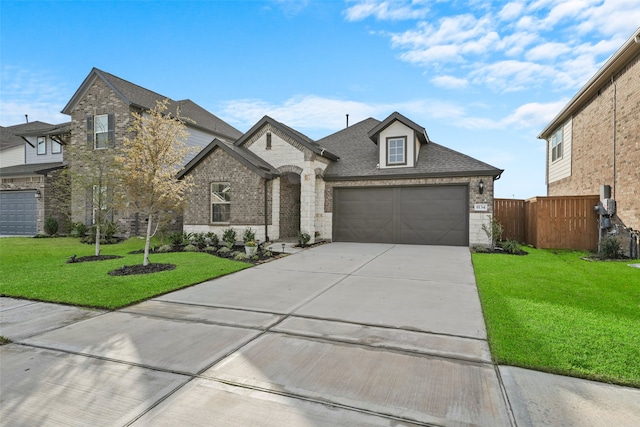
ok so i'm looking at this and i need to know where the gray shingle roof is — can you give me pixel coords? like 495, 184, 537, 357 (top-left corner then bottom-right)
62, 68, 242, 141
319, 117, 503, 180
178, 138, 279, 180
0, 161, 66, 177
1, 121, 54, 150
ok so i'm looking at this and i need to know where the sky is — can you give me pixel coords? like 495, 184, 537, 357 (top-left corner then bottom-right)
1, 0, 639, 199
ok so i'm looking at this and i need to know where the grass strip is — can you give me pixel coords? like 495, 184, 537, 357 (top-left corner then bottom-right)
0, 237, 250, 310
473, 247, 640, 388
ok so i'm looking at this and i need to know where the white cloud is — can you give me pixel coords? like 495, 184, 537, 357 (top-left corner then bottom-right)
431, 75, 469, 89
525, 42, 571, 62
498, 2, 525, 21
344, 0, 430, 22
471, 60, 555, 92
0, 66, 71, 126
501, 99, 569, 129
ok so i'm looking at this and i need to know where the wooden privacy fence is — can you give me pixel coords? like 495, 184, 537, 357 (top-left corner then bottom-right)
494, 195, 600, 251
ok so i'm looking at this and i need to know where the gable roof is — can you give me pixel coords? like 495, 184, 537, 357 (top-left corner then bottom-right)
178, 138, 279, 180
234, 115, 339, 161
1, 121, 55, 150
319, 117, 502, 180
61, 68, 242, 141
538, 28, 640, 139
367, 111, 430, 145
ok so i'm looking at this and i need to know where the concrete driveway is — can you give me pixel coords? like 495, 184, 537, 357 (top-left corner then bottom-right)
2, 243, 638, 426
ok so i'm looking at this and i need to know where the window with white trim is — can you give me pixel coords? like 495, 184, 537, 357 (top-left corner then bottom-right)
52, 139, 62, 154
92, 185, 108, 224
551, 128, 563, 162
211, 182, 231, 223
37, 136, 46, 155
94, 114, 110, 149
386, 137, 406, 165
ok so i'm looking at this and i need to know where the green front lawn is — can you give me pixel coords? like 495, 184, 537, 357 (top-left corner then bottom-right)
473, 247, 640, 388
0, 237, 250, 309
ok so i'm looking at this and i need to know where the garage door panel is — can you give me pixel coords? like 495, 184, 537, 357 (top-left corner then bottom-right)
0, 191, 37, 235
333, 186, 468, 246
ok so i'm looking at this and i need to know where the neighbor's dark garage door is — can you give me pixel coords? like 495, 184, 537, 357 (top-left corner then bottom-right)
333, 185, 468, 246
0, 191, 37, 235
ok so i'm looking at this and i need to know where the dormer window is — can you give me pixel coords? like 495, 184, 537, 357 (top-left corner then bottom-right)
386, 137, 406, 166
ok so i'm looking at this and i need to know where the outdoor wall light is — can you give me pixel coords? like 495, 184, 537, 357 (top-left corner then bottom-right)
478, 179, 484, 195
34, 189, 42, 198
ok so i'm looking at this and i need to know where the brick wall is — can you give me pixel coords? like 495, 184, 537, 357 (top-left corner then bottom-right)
549, 54, 639, 231
183, 148, 271, 227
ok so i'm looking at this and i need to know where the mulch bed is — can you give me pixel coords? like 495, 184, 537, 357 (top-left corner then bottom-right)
108, 263, 176, 276
67, 255, 123, 263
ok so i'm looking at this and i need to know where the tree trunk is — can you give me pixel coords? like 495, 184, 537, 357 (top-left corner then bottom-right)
143, 213, 153, 266
95, 223, 101, 256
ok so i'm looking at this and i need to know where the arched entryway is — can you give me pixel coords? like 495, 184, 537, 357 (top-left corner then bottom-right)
279, 171, 301, 238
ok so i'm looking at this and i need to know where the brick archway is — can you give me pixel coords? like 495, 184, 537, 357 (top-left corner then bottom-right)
279, 171, 301, 239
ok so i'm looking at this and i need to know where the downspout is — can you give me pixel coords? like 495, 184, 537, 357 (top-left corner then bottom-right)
611, 75, 617, 199
264, 178, 269, 242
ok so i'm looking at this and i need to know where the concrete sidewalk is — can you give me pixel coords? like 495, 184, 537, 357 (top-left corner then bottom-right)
2, 243, 639, 426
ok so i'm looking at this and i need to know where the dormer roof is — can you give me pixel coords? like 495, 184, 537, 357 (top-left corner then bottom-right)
367, 111, 430, 145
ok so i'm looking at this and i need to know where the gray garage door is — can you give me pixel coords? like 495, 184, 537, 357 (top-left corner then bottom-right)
333, 185, 468, 246
0, 191, 37, 235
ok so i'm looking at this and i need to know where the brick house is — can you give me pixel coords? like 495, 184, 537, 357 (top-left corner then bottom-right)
538, 29, 640, 244
0, 121, 71, 235
60, 68, 242, 235
180, 112, 503, 247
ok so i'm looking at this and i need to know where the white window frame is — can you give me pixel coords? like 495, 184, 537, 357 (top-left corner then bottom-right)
386, 136, 406, 166
37, 136, 46, 155
92, 185, 108, 224
51, 139, 62, 154
211, 182, 231, 223
94, 114, 110, 149
551, 128, 563, 162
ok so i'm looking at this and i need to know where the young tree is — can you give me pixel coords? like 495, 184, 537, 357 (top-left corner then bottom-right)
57, 123, 122, 256
117, 99, 194, 266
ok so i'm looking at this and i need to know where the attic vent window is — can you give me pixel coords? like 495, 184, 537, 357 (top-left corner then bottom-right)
386, 136, 407, 166
266, 132, 272, 150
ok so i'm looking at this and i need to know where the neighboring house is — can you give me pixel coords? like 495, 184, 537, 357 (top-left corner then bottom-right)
538, 29, 640, 238
0, 121, 71, 235
180, 112, 503, 247
60, 67, 243, 234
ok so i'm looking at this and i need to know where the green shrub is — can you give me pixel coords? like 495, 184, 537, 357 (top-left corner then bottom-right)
222, 228, 236, 248
156, 244, 173, 253
183, 244, 199, 252
298, 231, 311, 247
500, 239, 521, 254
233, 252, 248, 261
218, 246, 231, 254
203, 245, 217, 253
168, 232, 186, 248
102, 219, 119, 239
190, 232, 207, 249
242, 227, 256, 243
600, 236, 624, 259
70, 222, 88, 237
205, 232, 219, 247
481, 216, 503, 250
44, 217, 59, 236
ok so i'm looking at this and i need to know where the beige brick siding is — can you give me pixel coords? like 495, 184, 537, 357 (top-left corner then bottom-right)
548, 54, 639, 231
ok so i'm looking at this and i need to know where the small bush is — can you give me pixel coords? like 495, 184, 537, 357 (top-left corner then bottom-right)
70, 222, 88, 237
205, 232, 219, 247
183, 244, 199, 252
190, 232, 207, 249
500, 239, 521, 254
473, 245, 490, 253
44, 217, 59, 236
218, 246, 231, 254
156, 244, 173, 253
599, 236, 624, 259
203, 245, 217, 253
481, 216, 503, 250
168, 232, 186, 248
102, 219, 120, 240
242, 227, 256, 243
222, 228, 236, 248
233, 252, 248, 261
298, 231, 311, 247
